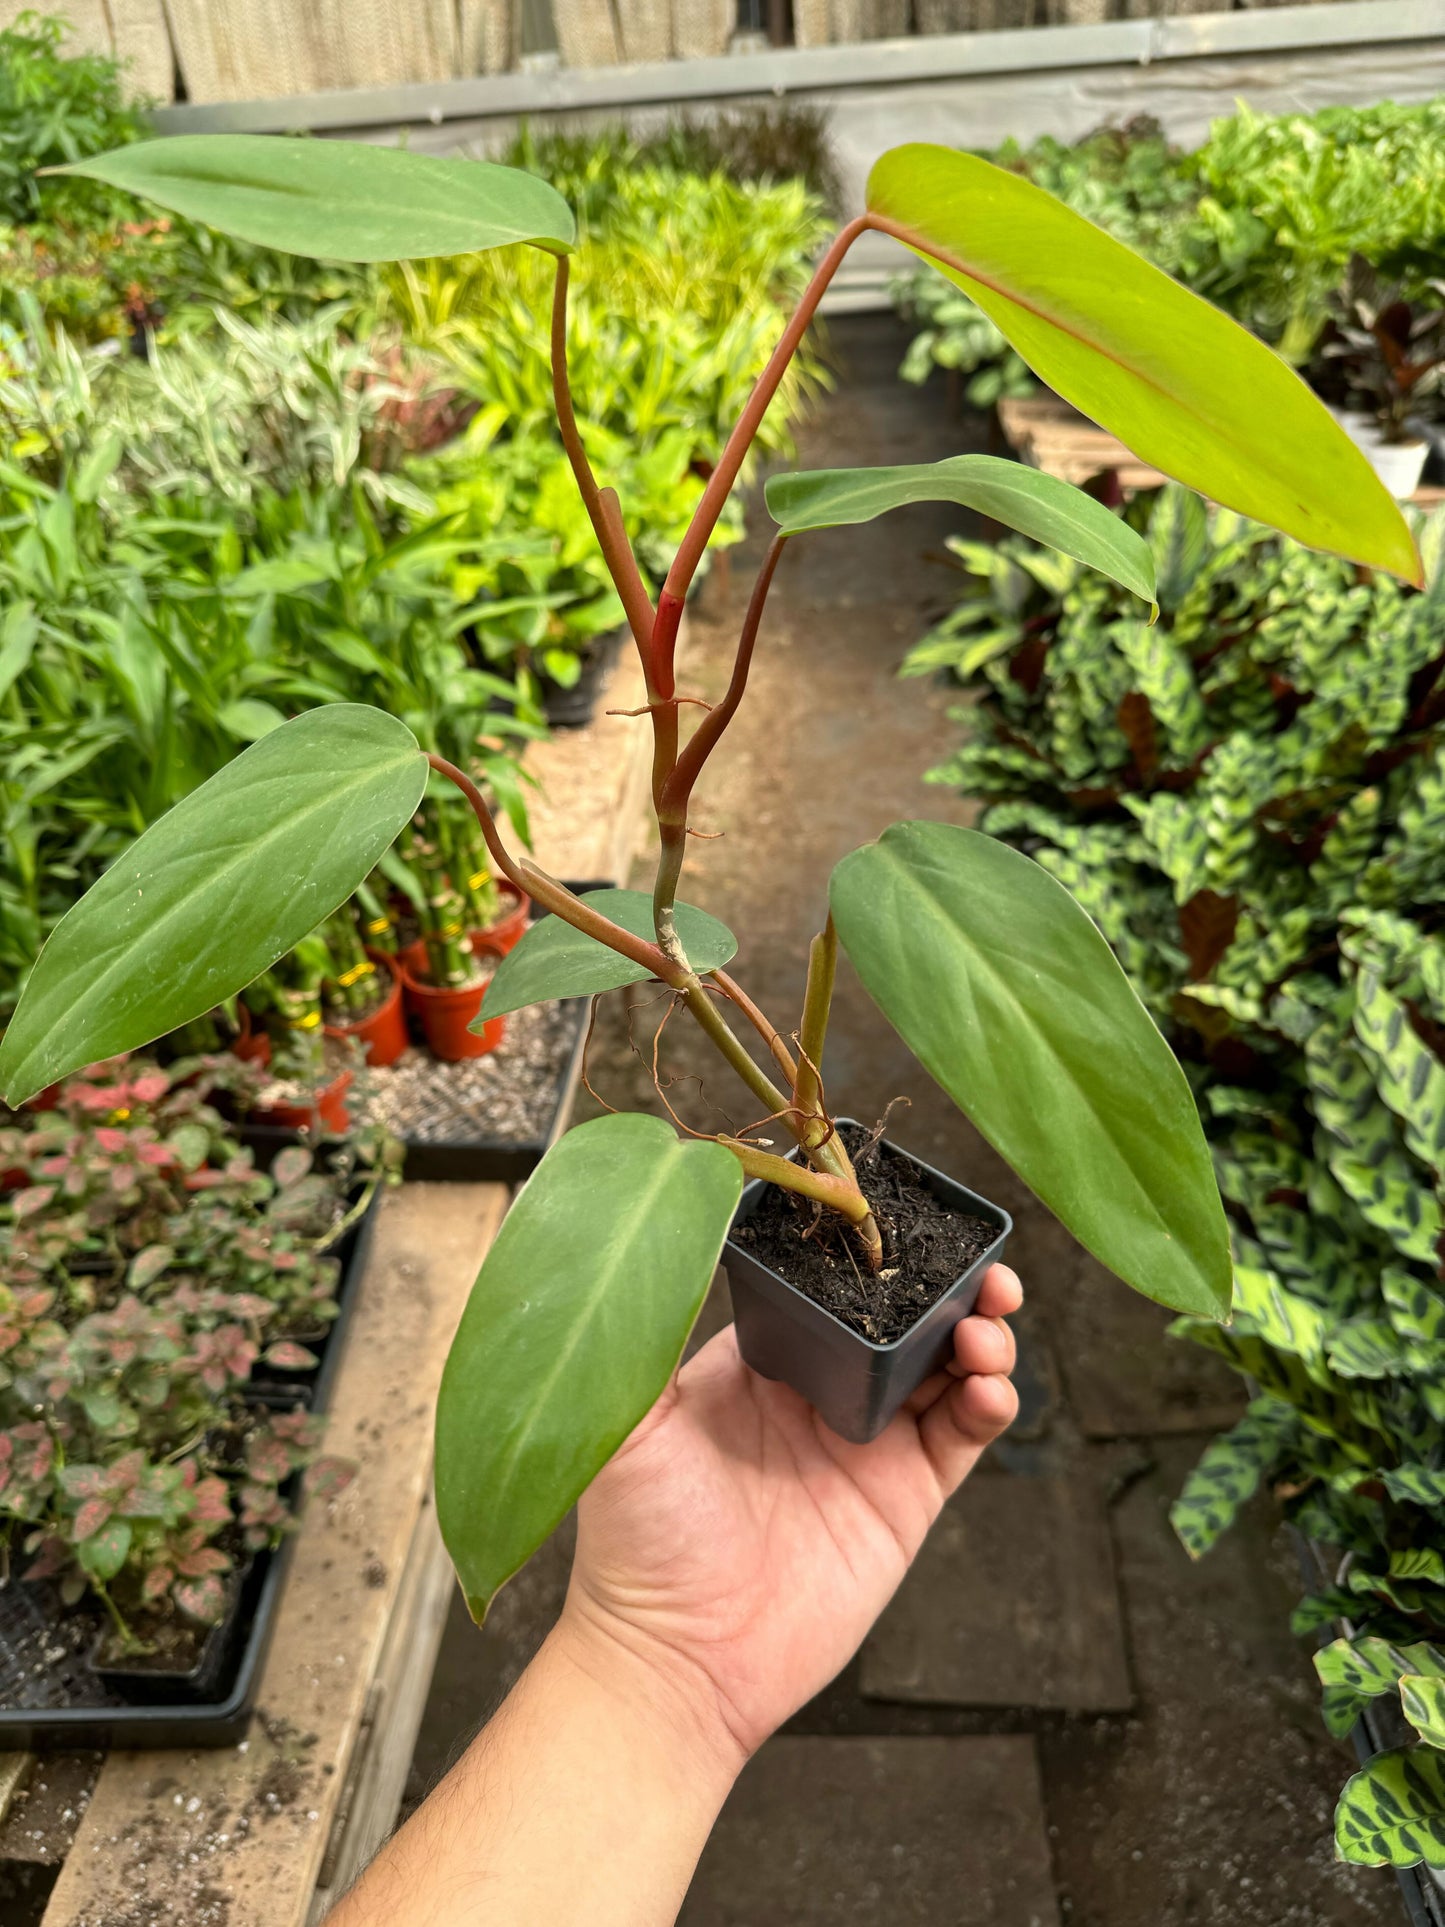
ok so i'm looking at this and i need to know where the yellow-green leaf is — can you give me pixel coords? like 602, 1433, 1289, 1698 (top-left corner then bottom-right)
866, 144, 1419, 584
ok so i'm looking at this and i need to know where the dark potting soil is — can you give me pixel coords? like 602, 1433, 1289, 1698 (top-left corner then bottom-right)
0, 1579, 127, 1711
360, 999, 580, 1145
730, 1123, 998, 1344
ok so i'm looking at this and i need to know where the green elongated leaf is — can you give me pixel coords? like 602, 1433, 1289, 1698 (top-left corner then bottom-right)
866, 145, 1419, 584
54, 136, 575, 262
1402, 1678, 1445, 1749
765, 458, 1156, 607
435, 1114, 742, 1620
478, 889, 736, 1023
217, 698, 287, 742
0, 706, 427, 1105
1336, 1748, 1445, 1869
830, 821, 1231, 1318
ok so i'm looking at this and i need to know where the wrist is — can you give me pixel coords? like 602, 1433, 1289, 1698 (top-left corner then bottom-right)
550, 1593, 751, 1798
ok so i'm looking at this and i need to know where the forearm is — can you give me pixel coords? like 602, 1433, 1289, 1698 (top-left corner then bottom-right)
327, 1609, 744, 1927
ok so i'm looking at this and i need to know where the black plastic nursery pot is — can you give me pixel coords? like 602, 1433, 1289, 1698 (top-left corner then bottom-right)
724, 1121, 1012, 1445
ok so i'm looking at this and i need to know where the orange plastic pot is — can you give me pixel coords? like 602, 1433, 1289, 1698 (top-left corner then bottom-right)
324, 950, 407, 1069
479, 882, 531, 956
231, 1004, 271, 1068
398, 943, 506, 1063
253, 1069, 353, 1135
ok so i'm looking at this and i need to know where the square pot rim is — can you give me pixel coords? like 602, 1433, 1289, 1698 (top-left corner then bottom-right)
726, 1119, 1013, 1359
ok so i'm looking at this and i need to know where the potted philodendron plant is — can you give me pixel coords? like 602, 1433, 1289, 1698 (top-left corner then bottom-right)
0, 136, 1419, 1623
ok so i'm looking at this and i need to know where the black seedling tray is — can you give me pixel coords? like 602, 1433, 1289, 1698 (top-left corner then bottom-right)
0, 1187, 377, 1748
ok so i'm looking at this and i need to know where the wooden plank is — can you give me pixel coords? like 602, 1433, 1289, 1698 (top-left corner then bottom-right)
164, 0, 457, 103
41, 1181, 507, 1927
109, 0, 177, 102
458, 0, 513, 73
671, 0, 734, 59
524, 629, 660, 885
304, 1499, 456, 1922
0, 0, 174, 103
552, 0, 622, 67
618, 0, 673, 62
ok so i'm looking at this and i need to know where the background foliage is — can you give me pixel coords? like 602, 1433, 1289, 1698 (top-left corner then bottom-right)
911, 487, 1445, 1866
893, 101, 1445, 398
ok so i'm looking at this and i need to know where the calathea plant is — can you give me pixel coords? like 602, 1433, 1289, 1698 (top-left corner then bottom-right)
0, 135, 1418, 1620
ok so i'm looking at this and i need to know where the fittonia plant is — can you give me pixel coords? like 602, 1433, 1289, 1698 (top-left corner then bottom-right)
0, 134, 1418, 1618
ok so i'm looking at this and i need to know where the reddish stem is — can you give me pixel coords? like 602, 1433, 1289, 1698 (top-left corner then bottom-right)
657, 214, 869, 674
425, 753, 680, 986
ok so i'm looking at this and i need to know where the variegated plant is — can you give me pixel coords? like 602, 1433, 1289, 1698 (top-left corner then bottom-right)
912, 488, 1445, 1869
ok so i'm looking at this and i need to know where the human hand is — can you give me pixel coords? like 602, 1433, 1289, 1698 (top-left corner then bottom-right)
560, 1263, 1022, 1769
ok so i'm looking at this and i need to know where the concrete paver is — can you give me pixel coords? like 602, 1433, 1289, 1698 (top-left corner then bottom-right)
861, 1471, 1133, 1713
680, 1736, 1061, 1927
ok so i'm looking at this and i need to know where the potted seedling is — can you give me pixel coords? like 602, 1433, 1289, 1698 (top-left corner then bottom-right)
1313, 258, 1445, 498
321, 904, 408, 1069
0, 135, 1419, 1626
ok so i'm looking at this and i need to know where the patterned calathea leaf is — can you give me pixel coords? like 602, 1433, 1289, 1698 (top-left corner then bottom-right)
1171, 1398, 1298, 1558
1336, 1748, 1445, 1868
1327, 1318, 1412, 1380
1306, 1030, 1442, 1265
1401, 1676, 1445, 1749
1314, 1637, 1445, 1740
1229, 1263, 1331, 1369
1348, 1566, 1445, 1626
1352, 965, 1445, 1172
1383, 1268, 1445, 1349
1381, 1466, 1445, 1509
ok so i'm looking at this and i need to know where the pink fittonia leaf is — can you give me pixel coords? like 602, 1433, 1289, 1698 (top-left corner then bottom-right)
176, 1544, 231, 1579
271, 1145, 313, 1189
11, 1185, 56, 1220
262, 1341, 318, 1371
174, 1572, 227, 1624
127, 1244, 175, 1290
59, 1462, 106, 1499
246, 1437, 291, 1486
72, 1497, 113, 1541
130, 1072, 169, 1105
305, 1456, 358, 1503
23, 1535, 67, 1582
188, 1474, 232, 1525
142, 1564, 173, 1602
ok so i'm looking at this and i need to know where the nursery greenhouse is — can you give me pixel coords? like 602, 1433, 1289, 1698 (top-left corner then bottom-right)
0, 1, 1443, 1922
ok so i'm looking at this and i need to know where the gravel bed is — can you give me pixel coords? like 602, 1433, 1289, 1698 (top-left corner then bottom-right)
361, 1001, 584, 1146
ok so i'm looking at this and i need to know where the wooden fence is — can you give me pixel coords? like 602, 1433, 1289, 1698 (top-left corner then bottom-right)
0, 0, 1392, 104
